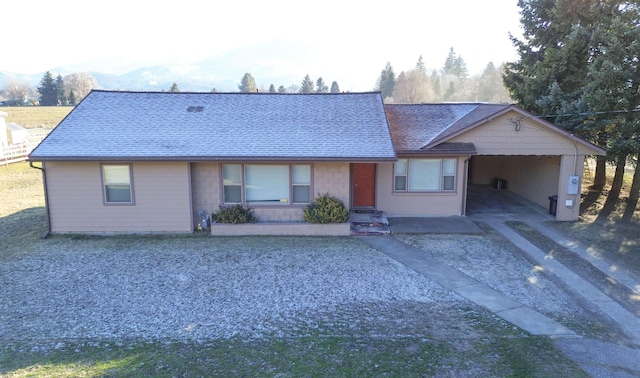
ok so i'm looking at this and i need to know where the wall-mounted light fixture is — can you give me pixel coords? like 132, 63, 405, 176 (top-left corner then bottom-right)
509, 117, 522, 131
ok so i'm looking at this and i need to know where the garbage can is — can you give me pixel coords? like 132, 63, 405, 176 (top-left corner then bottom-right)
495, 178, 507, 190
548, 195, 558, 216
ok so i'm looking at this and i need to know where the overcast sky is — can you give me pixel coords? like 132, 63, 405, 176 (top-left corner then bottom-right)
4, 0, 524, 91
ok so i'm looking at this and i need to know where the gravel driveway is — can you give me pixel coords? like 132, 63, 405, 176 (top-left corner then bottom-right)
0, 231, 603, 343
0, 236, 463, 341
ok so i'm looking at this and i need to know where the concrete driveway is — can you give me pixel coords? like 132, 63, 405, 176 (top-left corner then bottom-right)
363, 185, 640, 377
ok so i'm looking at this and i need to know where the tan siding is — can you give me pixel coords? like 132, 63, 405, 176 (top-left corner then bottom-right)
376, 158, 466, 216
46, 161, 192, 233
450, 113, 585, 155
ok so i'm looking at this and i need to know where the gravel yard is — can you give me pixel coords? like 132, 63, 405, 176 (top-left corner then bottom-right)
395, 229, 614, 338
0, 236, 467, 342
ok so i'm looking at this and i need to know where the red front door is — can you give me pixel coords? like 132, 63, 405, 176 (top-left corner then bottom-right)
352, 163, 376, 208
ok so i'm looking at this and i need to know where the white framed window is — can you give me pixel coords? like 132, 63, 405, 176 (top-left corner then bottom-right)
222, 164, 312, 205
393, 158, 456, 192
102, 164, 134, 204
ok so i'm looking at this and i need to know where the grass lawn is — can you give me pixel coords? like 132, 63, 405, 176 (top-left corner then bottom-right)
2, 106, 73, 129
0, 162, 588, 377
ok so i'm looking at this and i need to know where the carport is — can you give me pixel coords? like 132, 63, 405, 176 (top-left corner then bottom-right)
444, 110, 606, 221
468, 155, 561, 215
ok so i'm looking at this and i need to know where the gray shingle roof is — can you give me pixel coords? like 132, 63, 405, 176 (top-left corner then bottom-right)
29, 91, 397, 161
385, 103, 511, 153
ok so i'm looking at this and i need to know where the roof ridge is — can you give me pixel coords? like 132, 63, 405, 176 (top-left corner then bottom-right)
88, 89, 383, 96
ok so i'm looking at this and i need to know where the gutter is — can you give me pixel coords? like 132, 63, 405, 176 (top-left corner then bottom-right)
29, 160, 51, 237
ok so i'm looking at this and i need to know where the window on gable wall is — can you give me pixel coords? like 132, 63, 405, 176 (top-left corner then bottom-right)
102, 164, 134, 204
222, 164, 311, 205
394, 158, 456, 192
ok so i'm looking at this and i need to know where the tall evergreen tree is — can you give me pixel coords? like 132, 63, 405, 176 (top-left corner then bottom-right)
299, 75, 315, 93
37, 71, 58, 106
169, 82, 180, 92
278, 85, 287, 93
330, 81, 340, 93
504, 0, 640, 215
375, 62, 395, 100
415, 55, 427, 73
269, 84, 277, 93
55, 74, 66, 105
442, 47, 468, 78
238, 73, 257, 92
315, 77, 328, 93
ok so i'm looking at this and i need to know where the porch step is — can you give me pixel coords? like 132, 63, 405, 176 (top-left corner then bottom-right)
350, 210, 391, 236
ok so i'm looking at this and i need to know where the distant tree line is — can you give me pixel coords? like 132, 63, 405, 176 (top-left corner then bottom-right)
375, 48, 512, 104
237, 73, 340, 94
1, 71, 97, 106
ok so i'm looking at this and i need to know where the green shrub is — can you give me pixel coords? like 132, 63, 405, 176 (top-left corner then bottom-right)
212, 205, 257, 224
303, 193, 350, 224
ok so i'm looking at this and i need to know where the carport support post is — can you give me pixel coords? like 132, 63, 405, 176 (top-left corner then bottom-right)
555, 155, 585, 221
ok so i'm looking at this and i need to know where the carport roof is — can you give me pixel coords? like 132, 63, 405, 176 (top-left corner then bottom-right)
385, 103, 509, 153
384, 103, 606, 156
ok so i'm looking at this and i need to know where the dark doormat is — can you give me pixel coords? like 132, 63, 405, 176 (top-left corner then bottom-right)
388, 217, 483, 234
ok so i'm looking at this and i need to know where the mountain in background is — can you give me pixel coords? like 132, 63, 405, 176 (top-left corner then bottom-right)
0, 40, 356, 93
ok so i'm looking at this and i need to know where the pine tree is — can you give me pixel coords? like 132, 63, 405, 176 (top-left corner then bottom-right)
299, 75, 315, 93
315, 77, 328, 93
278, 85, 287, 93
330, 81, 340, 93
504, 0, 640, 215
375, 62, 395, 100
442, 48, 468, 78
170, 82, 180, 92
37, 71, 58, 106
269, 84, 277, 93
55, 74, 66, 105
238, 73, 257, 92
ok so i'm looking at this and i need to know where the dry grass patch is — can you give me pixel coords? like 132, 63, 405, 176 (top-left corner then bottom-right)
3, 106, 73, 128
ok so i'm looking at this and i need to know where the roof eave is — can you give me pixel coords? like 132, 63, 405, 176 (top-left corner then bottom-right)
28, 155, 398, 163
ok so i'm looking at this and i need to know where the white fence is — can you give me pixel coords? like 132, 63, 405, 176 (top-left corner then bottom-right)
1, 141, 41, 165
1, 128, 50, 166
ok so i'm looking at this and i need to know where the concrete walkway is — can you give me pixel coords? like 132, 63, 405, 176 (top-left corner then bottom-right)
362, 187, 640, 376
358, 235, 578, 338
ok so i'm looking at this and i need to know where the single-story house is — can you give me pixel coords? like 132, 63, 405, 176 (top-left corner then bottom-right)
28, 90, 605, 234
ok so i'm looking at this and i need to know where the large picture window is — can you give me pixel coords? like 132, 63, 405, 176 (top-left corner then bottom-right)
222, 164, 311, 205
394, 158, 456, 192
102, 164, 133, 204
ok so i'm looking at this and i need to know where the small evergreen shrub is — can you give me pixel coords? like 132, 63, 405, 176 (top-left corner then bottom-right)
212, 205, 257, 224
303, 193, 349, 224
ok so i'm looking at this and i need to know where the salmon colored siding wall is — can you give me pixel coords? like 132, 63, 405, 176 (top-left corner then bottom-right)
449, 113, 591, 155
376, 158, 466, 217
45, 161, 193, 233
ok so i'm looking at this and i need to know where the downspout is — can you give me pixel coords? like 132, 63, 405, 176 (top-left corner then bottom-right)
461, 155, 472, 216
29, 160, 51, 237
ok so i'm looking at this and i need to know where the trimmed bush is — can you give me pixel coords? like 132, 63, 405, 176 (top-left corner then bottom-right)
304, 193, 349, 224
212, 205, 257, 224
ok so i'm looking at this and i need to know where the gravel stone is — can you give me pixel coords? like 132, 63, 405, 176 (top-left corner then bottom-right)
0, 236, 463, 341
